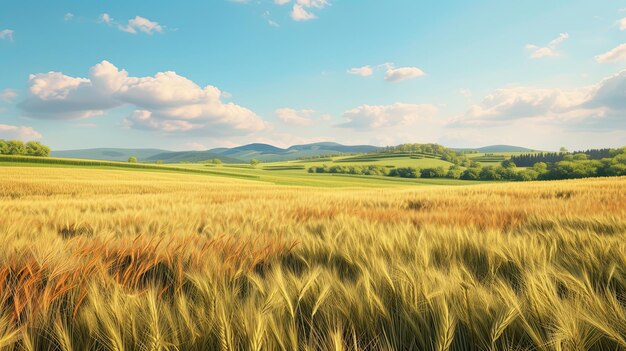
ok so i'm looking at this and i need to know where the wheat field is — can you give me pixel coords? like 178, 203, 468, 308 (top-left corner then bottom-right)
0, 166, 625, 350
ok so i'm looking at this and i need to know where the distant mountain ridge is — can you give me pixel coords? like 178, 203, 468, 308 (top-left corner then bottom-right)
52, 142, 381, 163
451, 145, 538, 153
51, 143, 536, 163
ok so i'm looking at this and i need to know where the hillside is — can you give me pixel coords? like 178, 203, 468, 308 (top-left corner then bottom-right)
452, 145, 537, 153
53, 142, 380, 163
51, 148, 168, 162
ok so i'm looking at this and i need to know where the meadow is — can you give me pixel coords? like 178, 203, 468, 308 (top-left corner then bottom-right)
0, 166, 625, 350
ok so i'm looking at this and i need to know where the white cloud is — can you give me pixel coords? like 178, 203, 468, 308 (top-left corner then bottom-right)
19, 61, 267, 136
99, 14, 164, 34
291, 5, 317, 21
384, 65, 426, 82
0, 89, 17, 102
274, 0, 291, 4
119, 16, 163, 34
0, 29, 14, 41
275, 108, 314, 126
64, 13, 74, 21
290, 0, 330, 21
99, 13, 113, 25
619, 17, 626, 30
347, 66, 373, 77
451, 70, 626, 129
526, 33, 569, 58
338, 103, 438, 129
0, 124, 42, 140
454, 87, 585, 126
584, 70, 626, 112
595, 43, 626, 63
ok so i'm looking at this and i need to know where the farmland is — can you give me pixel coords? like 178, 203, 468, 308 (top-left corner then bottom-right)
0, 165, 625, 350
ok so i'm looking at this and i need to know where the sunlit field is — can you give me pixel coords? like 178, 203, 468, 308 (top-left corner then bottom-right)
1, 166, 625, 350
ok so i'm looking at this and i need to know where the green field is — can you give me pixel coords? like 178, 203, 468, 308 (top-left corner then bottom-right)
0, 155, 476, 188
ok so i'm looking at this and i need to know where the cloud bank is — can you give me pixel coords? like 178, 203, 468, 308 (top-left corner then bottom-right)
19, 61, 267, 136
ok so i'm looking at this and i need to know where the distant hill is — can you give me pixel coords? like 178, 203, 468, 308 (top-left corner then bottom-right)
52, 143, 381, 163
52, 143, 537, 164
204, 142, 380, 163
452, 145, 537, 153
51, 148, 168, 162
144, 151, 242, 164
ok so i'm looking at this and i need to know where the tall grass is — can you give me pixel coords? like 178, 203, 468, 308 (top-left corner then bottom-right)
0, 166, 625, 350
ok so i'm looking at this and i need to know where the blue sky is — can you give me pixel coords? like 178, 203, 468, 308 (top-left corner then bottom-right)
1, 0, 625, 151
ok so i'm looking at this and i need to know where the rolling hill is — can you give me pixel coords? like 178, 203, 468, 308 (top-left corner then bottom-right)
51, 148, 168, 162
451, 145, 538, 153
52, 142, 381, 163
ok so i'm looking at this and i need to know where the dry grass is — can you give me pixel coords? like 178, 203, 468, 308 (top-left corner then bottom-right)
0, 166, 625, 350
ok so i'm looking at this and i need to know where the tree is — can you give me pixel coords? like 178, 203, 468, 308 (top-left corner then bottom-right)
7, 140, 26, 155
460, 168, 480, 180
128, 156, 138, 163
212, 158, 222, 165
479, 166, 502, 180
533, 162, 548, 174
559, 147, 568, 153
25, 141, 50, 157
250, 159, 260, 167
516, 169, 539, 181
501, 159, 516, 169
420, 167, 445, 178
0, 140, 8, 154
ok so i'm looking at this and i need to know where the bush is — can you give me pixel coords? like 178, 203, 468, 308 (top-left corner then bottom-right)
460, 168, 480, 180
128, 156, 138, 163
420, 167, 446, 178
392, 167, 419, 178
7, 140, 26, 155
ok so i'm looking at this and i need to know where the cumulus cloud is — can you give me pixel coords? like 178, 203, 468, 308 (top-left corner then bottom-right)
64, 13, 74, 21
0, 89, 17, 102
595, 43, 626, 63
19, 61, 267, 136
120, 16, 163, 34
384, 65, 426, 82
347, 66, 373, 77
99, 13, 164, 34
0, 124, 42, 140
274, 0, 291, 4
275, 108, 314, 126
619, 17, 626, 30
526, 33, 569, 58
0, 29, 14, 41
338, 103, 438, 129
290, 0, 329, 21
451, 70, 626, 129
584, 70, 626, 112
100, 13, 113, 25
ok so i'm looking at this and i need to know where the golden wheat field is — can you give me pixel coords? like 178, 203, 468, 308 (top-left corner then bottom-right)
0, 166, 625, 350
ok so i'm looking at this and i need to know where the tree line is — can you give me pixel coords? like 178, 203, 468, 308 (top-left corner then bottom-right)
308, 147, 626, 181
509, 148, 613, 167
0, 140, 50, 157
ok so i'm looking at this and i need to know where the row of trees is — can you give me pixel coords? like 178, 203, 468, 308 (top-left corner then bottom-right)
306, 147, 626, 182
509, 149, 614, 167
381, 143, 462, 164
459, 148, 626, 181
0, 140, 50, 157
308, 165, 390, 176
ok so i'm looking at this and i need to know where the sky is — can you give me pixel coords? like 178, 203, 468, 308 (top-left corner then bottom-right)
1, 0, 625, 151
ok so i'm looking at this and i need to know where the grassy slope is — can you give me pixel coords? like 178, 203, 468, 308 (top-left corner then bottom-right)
0, 154, 473, 187
0, 167, 625, 350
